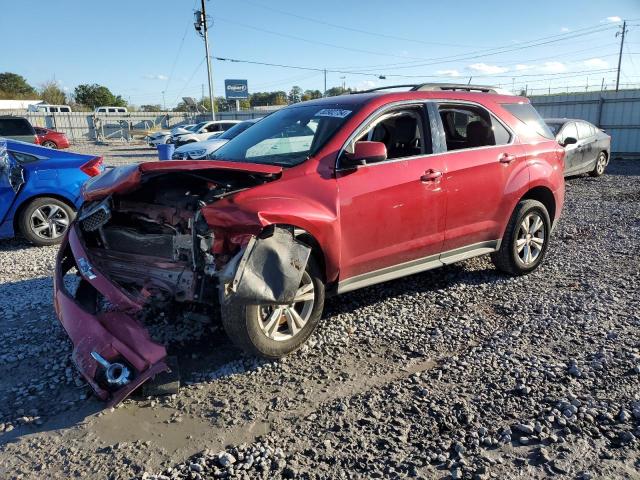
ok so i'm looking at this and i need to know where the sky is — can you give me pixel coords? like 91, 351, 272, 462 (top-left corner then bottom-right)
2, 0, 640, 108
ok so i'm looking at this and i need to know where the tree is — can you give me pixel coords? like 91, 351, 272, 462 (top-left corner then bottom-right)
74, 83, 127, 109
0, 72, 37, 98
302, 89, 322, 101
288, 86, 303, 104
140, 104, 162, 112
40, 80, 66, 105
325, 86, 351, 97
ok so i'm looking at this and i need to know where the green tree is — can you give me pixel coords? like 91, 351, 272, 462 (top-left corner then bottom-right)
0, 72, 37, 98
288, 86, 303, 104
74, 83, 127, 109
140, 104, 162, 112
302, 89, 322, 101
40, 80, 66, 105
325, 86, 351, 97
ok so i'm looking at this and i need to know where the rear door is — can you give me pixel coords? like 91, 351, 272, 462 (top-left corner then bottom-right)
436, 101, 526, 254
337, 103, 447, 281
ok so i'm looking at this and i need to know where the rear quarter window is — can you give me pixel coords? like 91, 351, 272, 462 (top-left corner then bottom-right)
501, 103, 554, 139
0, 118, 35, 136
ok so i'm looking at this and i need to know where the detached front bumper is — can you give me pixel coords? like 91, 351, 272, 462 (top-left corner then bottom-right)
54, 225, 169, 406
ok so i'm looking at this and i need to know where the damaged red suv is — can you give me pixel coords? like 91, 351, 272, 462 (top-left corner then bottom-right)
54, 84, 564, 403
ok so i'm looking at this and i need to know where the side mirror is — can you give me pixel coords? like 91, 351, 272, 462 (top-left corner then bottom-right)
561, 137, 577, 147
340, 141, 387, 169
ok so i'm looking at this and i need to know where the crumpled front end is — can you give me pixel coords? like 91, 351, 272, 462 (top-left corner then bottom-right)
54, 161, 286, 404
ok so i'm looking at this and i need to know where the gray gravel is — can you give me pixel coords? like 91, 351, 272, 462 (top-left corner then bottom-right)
0, 159, 638, 479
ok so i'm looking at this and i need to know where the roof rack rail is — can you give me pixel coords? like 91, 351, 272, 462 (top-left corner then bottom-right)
354, 83, 506, 94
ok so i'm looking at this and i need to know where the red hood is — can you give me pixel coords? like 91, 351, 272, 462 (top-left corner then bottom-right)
82, 160, 283, 201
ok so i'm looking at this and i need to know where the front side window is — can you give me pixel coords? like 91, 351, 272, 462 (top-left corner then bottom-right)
502, 103, 554, 139
560, 122, 578, 143
577, 122, 592, 139
438, 104, 511, 151
212, 105, 357, 167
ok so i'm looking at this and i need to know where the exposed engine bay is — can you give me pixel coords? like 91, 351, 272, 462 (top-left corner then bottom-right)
77, 169, 272, 310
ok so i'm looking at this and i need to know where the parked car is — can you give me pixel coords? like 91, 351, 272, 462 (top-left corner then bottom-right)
0, 139, 104, 246
35, 127, 70, 149
27, 104, 72, 113
544, 118, 611, 177
54, 84, 565, 404
172, 120, 240, 146
147, 124, 199, 147
0, 116, 39, 144
171, 119, 260, 160
95, 107, 128, 114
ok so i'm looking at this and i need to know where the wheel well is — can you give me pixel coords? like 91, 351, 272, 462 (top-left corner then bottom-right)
13, 194, 76, 233
521, 186, 556, 221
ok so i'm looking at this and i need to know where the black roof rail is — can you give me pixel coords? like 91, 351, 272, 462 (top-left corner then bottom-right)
354, 83, 505, 94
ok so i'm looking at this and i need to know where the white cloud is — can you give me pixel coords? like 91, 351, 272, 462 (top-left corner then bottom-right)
357, 80, 376, 90
468, 63, 509, 74
560, 27, 570, 32
436, 69, 461, 77
144, 74, 168, 81
515, 64, 534, 71
584, 58, 609, 69
603, 16, 622, 23
540, 61, 567, 74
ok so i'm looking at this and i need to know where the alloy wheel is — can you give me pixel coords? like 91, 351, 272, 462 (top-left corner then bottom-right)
258, 271, 315, 342
29, 204, 70, 239
516, 212, 545, 265
596, 153, 606, 175
42, 141, 57, 149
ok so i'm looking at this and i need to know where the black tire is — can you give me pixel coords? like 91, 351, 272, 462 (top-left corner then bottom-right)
220, 255, 325, 359
491, 199, 551, 276
589, 151, 607, 177
42, 140, 58, 149
19, 197, 75, 246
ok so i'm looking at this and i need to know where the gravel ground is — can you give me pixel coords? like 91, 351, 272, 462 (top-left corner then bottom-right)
0, 159, 638, 480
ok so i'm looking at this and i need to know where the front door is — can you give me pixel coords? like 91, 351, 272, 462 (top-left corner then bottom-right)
0, 147, 22, 225
337, 105, 447, 281
559, 122, 581, 174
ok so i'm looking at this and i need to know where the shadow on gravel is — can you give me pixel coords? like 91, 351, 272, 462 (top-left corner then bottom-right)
0, 237, 34, 252
606, 159, 640, 177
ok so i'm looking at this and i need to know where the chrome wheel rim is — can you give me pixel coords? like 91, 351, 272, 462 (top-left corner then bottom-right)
258, 271, 315, 342
42, 141, 57, 149
516, 212, 545, 265
596, 153, 606, 175
30, 205, 69, 239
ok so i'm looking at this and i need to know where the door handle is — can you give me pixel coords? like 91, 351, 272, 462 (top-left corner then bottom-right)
499, 153, 516, 164
420, 170, 442, 182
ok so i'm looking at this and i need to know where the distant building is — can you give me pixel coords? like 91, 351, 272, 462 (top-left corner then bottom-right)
0, 99, 42, 111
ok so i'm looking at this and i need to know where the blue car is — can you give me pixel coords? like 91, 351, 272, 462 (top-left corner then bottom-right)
0, 139, 104, 246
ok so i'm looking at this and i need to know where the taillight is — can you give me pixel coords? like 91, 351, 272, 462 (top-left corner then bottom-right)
34, 135, 40, 144
80, 156, 103, 177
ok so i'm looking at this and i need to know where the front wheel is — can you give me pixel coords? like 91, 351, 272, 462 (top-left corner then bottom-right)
491, 199, 551, 276
221, 256, 325, 359
19, 197, 75, 246
590, 151, 607, 177
42, 140, 58, 149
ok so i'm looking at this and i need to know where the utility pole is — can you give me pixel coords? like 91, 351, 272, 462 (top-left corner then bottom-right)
615, 20, 627, 92
195, 1, 215, 120
323, 69, 327, 97
161, 91, 166, 111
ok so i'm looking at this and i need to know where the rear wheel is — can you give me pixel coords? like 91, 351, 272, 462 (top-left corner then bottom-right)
590, 151, 607, 177
491, 199, 550, 276
19, 197, 75, 246
220, 256, 325, 359
42, 140, 57, 149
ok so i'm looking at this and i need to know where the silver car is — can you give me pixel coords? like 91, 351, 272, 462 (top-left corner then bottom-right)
545, 118, 611, 177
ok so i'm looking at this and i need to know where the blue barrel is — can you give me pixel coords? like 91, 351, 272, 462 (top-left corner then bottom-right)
157, 143, 175, 161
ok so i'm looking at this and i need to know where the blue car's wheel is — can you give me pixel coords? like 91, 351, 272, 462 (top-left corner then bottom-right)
19, 197, 75, 246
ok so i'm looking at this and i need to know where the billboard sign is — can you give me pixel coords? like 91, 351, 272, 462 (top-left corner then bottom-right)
225, 79, 249, 100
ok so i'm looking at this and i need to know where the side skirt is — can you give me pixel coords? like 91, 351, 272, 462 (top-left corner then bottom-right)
336, 240, 500, 294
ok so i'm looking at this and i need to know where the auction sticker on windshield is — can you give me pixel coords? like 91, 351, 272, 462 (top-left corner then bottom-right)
315, 109, 352, 118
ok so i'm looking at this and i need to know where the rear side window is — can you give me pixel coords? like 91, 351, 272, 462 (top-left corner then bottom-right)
577, 122, 592, 139
10, 151, 39, 164
502, 103, 554, 139
438, 104, 512, 150
60, 107, 71, 112
0, 118, 34, 136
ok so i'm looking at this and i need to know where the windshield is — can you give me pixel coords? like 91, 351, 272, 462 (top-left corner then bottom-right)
218, 121, 255, 140
190, 122, 207, 131
502, 103, 554, 139
545, 122, 563, 136
211, 105, 356, 167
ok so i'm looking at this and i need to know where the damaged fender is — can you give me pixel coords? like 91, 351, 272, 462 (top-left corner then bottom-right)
219, 226, 311, 305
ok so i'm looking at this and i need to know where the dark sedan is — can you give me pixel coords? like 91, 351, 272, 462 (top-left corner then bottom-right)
545, 118, 611, 177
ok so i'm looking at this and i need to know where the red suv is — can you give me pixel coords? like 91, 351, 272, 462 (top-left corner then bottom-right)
54, 84, 564, 403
